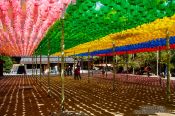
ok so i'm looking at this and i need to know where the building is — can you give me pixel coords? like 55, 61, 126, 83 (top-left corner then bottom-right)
0, 60, 4, 76
11, 56, 74, 75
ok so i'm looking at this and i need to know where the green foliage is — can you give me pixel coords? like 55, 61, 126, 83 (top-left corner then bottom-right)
0, 56, 13, 73
115, 50, 175, 74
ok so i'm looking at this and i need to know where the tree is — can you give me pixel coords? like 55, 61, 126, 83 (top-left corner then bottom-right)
0, 56, 13, 73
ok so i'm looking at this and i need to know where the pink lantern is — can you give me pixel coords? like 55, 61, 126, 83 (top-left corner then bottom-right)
0, 0, 75, 56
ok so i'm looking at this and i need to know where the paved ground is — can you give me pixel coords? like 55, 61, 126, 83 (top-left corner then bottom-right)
0, 74, 175, 116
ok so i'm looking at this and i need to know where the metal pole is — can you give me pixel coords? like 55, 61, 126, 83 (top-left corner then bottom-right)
166, 30, 171, 101
40, 47, 42, 84
102, 56, 105, 77
158, 48, 162, 86
88, 49, 90, 83
57, 56, 60, 76
126, 52, 128, 79
32, 55, 34, 76
60, 18, 65, 111
159, 49, 161, 75
65, 53, 66, 77
105, 55, 107, 78
81, 56, 83, 74
132, 54, 135, 75
157, 50, 159, 76
73, 51, 75, 79
112, 42, 116, 90
47, 36, 51, 96
35, 55, 37, 75
116, 55, 118, 74
91, 56, 93, 77
36, 54, 38, 83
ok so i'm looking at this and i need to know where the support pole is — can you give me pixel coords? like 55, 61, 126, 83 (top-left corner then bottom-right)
159, 49, 161, 76
40, 47, 42, 84
157, 50, 159, 76
32, 55, 34, 76
47, 37, 51, 96
132, 54, 135, 75
65, 53, 66, 77
73, 51, 75, 79
105, 55, 108, 78
36, 55, 37, 75
112, 42, 116, 90
36, 54, 38, 83
102, 56, 105, 77
91, 56, 93, 77
126, 52, 128, 79
60, 18, 65, 111
47, 56, 51, 95
81, 56, 83, 74
158, 48, 162, 86
116, 55, 118, 74
166, 30, 171, 101
57, 56, 60, 76
88, 49, 90, 83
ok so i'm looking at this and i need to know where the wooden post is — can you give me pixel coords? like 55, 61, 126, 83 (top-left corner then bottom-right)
60, 18, 65, 111
112, 42, 116, 90
88, 49, 90, 83
166, 30, 171, 101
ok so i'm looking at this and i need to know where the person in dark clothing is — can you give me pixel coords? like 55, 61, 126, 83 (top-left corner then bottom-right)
77, 67, 81, 80
68, 66, 72, 76
102, 67, 105, 77
145, 65, 151, 77
74, 68, 78, 80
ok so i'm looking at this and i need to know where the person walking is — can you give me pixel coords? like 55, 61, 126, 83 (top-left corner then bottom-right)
77, 67, 81, 80
145, 65, 151, 77
102, 67, 105, 78
74, 67, 78, 80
